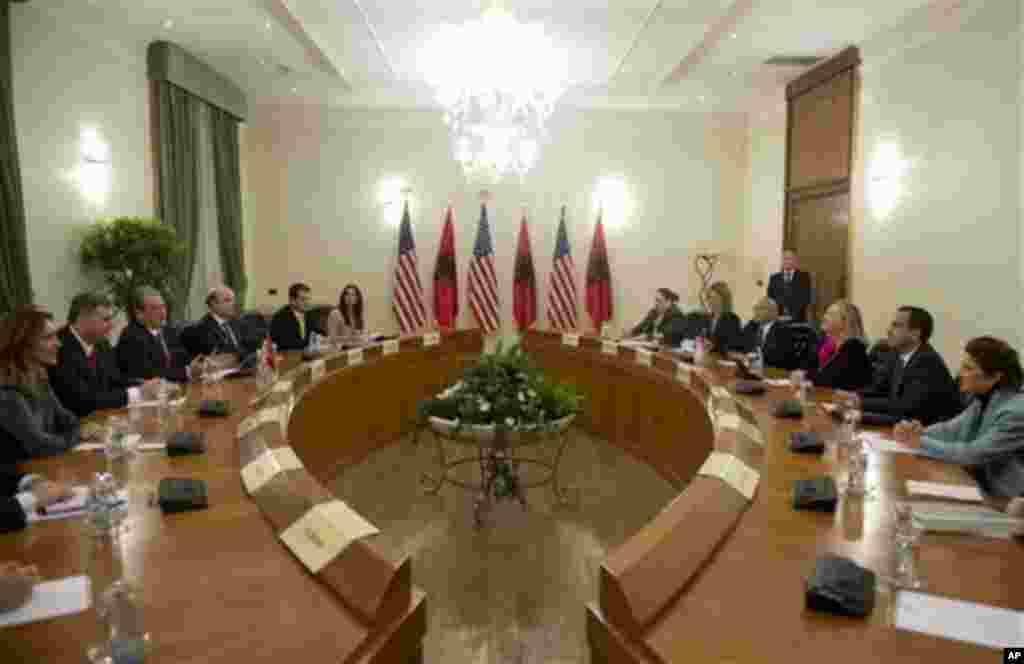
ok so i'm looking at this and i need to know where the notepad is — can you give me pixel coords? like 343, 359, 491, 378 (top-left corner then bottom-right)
894, 590, 1023, 649
860, 432, 931, 457
27, 487, 127, 523
910, 503, 1024, 539
0, 576, 91, 628
128, 395, 187, 410
905, 480, 984, 503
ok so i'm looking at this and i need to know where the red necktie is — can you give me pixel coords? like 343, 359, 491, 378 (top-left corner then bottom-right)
86, 351, 97, 371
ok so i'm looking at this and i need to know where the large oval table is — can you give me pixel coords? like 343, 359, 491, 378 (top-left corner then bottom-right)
2, 327, 1021, 663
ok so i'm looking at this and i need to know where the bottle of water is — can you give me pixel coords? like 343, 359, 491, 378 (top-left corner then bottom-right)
750, 348, 764, 375
87, 579, 152, 663
87, 472, 125, 538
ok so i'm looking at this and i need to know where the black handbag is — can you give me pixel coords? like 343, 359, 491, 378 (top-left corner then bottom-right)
805, 554, 876, 617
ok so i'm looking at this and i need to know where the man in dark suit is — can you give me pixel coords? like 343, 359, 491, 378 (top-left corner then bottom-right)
182, 286, 250, 359
1, 467, 72, 533
49, 293, 161, 417
767, 250, 813, 322
270, 283, 314, 352
841, 306, 962, 426
740, 297, 793, 368
116, 287, 204, 383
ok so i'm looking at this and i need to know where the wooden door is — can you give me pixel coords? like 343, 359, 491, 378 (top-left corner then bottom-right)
787, 187, 850, 321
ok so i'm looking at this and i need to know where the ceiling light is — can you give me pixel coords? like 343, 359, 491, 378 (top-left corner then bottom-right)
264, 19, 272, 31
730, 33, 737, 39
421, 7, 569, 182
162, 19, 174, 30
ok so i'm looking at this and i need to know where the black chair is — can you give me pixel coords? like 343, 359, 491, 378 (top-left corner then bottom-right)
784, 323, 820, 372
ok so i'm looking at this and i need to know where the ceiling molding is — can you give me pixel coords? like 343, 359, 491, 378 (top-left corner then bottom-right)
352, 0, 396, 79
608, 0, 664, 83
661, 0, 756, 86
265, 0, 351, 89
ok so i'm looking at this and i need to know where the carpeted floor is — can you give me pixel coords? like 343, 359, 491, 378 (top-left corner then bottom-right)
329, 428, 679, 663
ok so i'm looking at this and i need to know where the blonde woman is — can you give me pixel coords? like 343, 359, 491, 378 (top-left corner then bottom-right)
812, 299, 873, 390
703, 282, 742, 353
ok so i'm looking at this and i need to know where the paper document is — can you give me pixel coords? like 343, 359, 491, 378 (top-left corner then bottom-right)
74, 442, 106, 452
894, 590, 1023, 650
718, 359, 737, 368
905, 480, 983, 503
0, 576, 91, 628
764, 378, 791, 387
911, 503, 1024, 539
129, 395, 186, 409
860, 432, 930, 457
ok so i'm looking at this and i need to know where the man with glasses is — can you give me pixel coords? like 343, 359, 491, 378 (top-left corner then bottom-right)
270, 283, 314, 351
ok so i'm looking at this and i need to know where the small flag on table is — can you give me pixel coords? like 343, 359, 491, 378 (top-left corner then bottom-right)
392, 201, 427, 334
468, 203, 500, 334
546, 206, 577, 331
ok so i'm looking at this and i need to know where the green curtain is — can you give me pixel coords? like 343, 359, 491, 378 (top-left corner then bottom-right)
208, 105, 246, 308
155, 81, 200, 318
0, 2, 34, 315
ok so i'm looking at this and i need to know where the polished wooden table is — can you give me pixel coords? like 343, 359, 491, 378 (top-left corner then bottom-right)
520, 330, 1023, 663
0, 330, 484, 663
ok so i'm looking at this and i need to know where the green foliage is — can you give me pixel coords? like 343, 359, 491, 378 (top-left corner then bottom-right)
418, 342, 583, 430
79, 217, 186, 315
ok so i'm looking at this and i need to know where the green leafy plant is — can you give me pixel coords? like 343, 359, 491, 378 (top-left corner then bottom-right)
418, 342, 583, 431
79, 217, 186, 315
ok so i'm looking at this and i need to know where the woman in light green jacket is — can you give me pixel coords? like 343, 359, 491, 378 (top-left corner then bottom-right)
895, 336, 1024, 511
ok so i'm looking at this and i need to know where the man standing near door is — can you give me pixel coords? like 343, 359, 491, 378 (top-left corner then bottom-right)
767, 250, 813, 322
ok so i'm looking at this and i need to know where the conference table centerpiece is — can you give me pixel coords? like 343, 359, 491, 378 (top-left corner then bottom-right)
417, 343, 581, 525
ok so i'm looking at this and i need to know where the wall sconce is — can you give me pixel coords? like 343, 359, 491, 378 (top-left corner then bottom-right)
377, 176, 412, 226
73, 126, 111, 208
80, 127, 111, 164
592, 176, 633, 230
868, 141, 909, 222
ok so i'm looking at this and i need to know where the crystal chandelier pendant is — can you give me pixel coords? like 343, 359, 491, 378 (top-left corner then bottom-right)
422, 7, 568, 182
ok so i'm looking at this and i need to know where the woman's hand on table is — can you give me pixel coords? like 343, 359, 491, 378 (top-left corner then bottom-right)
893, 420, 923, 448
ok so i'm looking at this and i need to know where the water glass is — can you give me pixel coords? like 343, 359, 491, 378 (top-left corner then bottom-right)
889, 501, 923, 588
86, 472, 127, 538
86, 579, 152, 663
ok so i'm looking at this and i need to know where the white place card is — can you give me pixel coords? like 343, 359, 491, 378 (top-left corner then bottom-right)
675, 362, 691, 385
279, 500, 380, 573
562, 333, 580, 348
601, 340, 618, 356
383, 339, 400, 355
241, 446, 304, 494
697, 451, 759, 501
715, 413, 765, 447
906, 480, 984, 503
272, 380, 293, 394
237, 405, 289, 437
711, 385, 731, 401
894, 590, 1023, 649
635, 349, 652, 367
347, 348, 364, 366
860, 432, 931, 457
423, 331, 441, 347
310, 359, 326, 382
0, 576, 91, 628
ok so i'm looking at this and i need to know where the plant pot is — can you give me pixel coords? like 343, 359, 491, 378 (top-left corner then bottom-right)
427, 417, 496, 441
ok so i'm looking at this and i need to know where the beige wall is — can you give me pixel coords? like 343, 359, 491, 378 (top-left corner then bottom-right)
243, 104, 749, 339
10, 3, 153, 320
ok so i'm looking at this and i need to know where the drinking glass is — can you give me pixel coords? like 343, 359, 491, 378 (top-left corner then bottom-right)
889, 501, 923, 588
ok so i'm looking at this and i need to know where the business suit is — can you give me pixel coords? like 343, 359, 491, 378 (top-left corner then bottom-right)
49, 327, 138, 417
919, 387, 1024, 498
0, 385, 80, 463
0, 468, 29, 533
182, 314, 245, 359
741, 320, 795, 368
631, 305, 688, 343
705, 312, 742, 354
767, 269, 813, 322
270, 306, 312, 352
116, 320, 190, 383
858, 343, 962, 426
812, 337, 873, 391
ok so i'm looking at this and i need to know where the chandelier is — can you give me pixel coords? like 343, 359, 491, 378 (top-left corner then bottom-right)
422, 6, 569, 182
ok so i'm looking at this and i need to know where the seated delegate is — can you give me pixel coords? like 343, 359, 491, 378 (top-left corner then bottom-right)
270, 283, 315, 352
839, 306, 961, 426
812, 299, 872, 391
894, 336, 1024, 506
629, 288, 688, 344
116, 286, 204, 383
327, 283, 366, 341
49, 293, 161, 418
0, 307, 82, 461
739, 297, 792, 367
703, 281, 742, 354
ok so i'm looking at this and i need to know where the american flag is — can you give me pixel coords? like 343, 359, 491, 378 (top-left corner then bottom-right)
468, 203, 500, 333
392, 201, 428, 333
546, 206, 577, 330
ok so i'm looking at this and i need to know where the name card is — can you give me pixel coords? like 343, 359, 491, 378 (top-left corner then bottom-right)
310, 359, 326, 383
241, 446, 304, 494
635, 349, 652, 367
279, 500, 380, 573
272, 380, 293, 394
715, 413, 766, 447
347, 348, 364, 366
238, 405, 289, 437
383, 339, 399, 356
601, 340, 618, 356
698, 451, 759, 501
676, 362, 692, 385
562, 333, 580, 348
423, 331, 441, 347
711, 386, 731, 401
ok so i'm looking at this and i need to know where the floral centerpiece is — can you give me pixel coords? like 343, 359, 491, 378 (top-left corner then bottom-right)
417, 342, 582, 438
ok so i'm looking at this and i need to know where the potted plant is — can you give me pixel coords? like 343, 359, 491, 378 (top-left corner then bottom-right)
79, 217, 186, 316
417, 342, 582, 440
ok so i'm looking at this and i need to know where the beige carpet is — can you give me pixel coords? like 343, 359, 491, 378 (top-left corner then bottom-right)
330, 429, 678, 664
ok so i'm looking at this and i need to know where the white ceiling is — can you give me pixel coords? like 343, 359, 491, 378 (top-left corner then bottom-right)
36, 0, 962, 112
